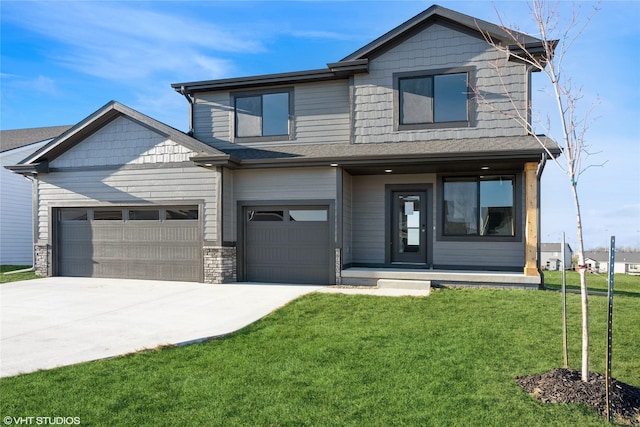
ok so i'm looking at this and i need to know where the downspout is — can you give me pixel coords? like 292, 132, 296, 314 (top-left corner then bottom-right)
179, 86, 195, 136
536, 153, 547, 289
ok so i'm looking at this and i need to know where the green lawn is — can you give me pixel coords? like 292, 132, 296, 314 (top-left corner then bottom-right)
1, 278, 638, 426
0, 265, 40, 283
544, 270, 640, 298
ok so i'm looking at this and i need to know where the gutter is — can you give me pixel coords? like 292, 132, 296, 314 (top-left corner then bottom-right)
178, 86, 195, 136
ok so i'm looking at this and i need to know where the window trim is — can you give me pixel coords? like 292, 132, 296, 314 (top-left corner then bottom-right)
436, 173, 522, 242
231, 88, 294, 143
393, 67, 476, 131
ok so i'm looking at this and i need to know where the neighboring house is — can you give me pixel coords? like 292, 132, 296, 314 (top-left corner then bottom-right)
6, 5, 561, 287
540, 243, 573, 270
0, 126, 72, 265
585, 251, 640, 275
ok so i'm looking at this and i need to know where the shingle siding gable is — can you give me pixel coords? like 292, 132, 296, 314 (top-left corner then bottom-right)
353, 22, 529, 144
50, 116, 196, 168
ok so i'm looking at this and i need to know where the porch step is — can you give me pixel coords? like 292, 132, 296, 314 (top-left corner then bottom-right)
377, 279, 431, 293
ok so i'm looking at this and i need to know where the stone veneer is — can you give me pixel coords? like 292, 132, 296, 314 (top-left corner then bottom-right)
34, 243, 50, 277
204, 246, 237, 284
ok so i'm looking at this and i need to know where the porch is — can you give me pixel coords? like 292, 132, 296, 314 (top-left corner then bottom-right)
339, 267, 541, 289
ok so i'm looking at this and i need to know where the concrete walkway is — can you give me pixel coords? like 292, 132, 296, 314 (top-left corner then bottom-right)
0, 277, 322, 377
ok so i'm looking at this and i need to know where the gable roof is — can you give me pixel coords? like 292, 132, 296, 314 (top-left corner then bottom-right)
8, 101, 226, 175
172, 4, 549, 94
0, 125, 73, 153
341, 4, 544, 61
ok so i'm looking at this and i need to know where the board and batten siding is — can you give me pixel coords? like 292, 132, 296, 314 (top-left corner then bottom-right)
193, 81, 350, 147
353, 22, 529, 144
224, 167, 338, 241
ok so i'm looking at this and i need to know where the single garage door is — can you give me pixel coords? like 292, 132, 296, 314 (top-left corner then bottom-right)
245, 206, 331, 285
57, 206, 202, 282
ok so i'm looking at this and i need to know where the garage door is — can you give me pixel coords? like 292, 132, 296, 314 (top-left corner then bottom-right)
57, 206, 202, 282
245, 206, 331, 285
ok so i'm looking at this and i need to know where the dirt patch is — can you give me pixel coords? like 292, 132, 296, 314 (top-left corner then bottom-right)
517, 368, 640, 425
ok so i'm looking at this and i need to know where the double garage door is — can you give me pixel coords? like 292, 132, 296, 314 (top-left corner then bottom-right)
245, 206, 331, 285
56, 205, 331, 284
56, 206, 202, 282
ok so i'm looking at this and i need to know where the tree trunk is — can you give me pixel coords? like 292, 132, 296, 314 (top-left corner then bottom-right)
572, 181, 589, 381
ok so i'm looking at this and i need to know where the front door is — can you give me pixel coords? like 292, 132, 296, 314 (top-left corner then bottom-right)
391, 191, 427, 264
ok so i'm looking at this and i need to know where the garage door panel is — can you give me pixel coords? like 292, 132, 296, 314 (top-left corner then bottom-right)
57, 207, 202, 282
245, 206, 331, 285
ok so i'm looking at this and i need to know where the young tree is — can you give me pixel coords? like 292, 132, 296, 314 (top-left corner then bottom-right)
474, 0, 599, 381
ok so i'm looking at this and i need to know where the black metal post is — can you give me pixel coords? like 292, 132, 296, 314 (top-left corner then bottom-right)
605, 236, 615, 422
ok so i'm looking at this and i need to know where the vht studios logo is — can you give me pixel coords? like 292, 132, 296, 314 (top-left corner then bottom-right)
3, 417, 81, 425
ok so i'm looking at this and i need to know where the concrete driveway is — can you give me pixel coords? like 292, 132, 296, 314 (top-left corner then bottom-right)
0, 277, 321, 377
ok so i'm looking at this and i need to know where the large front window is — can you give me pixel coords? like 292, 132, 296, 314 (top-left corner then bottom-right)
398, 71, 469, 128
235, 91, 290, 139
443, 176, 515, 237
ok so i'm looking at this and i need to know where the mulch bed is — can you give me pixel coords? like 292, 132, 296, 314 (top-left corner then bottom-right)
517, 368, 640, 425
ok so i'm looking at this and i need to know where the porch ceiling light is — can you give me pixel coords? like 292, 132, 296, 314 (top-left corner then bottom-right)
330, 163, 339, 167
385, 169, 393, 173
481, 166, 490, 170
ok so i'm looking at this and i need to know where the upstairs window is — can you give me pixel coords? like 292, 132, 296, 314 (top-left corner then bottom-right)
234, 91, 291, 140
396, 68, 472, 130
443, 176, 515, 237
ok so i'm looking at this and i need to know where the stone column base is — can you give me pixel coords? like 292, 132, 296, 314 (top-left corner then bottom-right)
34, 243, 50, 277
203, 246, 237, 284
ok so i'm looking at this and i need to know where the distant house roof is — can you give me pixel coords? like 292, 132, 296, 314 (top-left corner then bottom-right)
0, 125, 73, 153
616, 253, 640, 264
584, 251, 640, 264
541, 243, 574, 253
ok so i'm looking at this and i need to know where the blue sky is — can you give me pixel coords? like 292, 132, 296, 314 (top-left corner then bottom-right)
1, 1, 639, 249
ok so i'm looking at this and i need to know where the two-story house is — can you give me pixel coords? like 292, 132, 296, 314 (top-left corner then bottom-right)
7, 5, 560, 288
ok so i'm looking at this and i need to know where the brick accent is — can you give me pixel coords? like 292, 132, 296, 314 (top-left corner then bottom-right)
34, 243, 50, 277
203, 246, 237, 284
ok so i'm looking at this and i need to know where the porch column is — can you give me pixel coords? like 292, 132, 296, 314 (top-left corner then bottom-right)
524, 162, 539, 276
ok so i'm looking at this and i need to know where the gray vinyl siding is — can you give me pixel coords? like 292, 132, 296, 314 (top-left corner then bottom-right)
38, 116, 220, 244
341, 171, 353, 265
432, 171, 526, 269
226, 167, 338, 241
349, 172, 525, 268
351, 174, 436, 264
0, 142, 48, 264
432, 241, 525, 269
353, 22, 528, 143
35, 166, 219, 244
193, 81, 350, 147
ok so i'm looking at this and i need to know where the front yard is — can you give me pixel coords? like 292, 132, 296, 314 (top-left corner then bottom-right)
1, 274, 638, 426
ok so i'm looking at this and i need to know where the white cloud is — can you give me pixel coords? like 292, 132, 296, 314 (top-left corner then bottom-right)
4, 1, 261, 82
